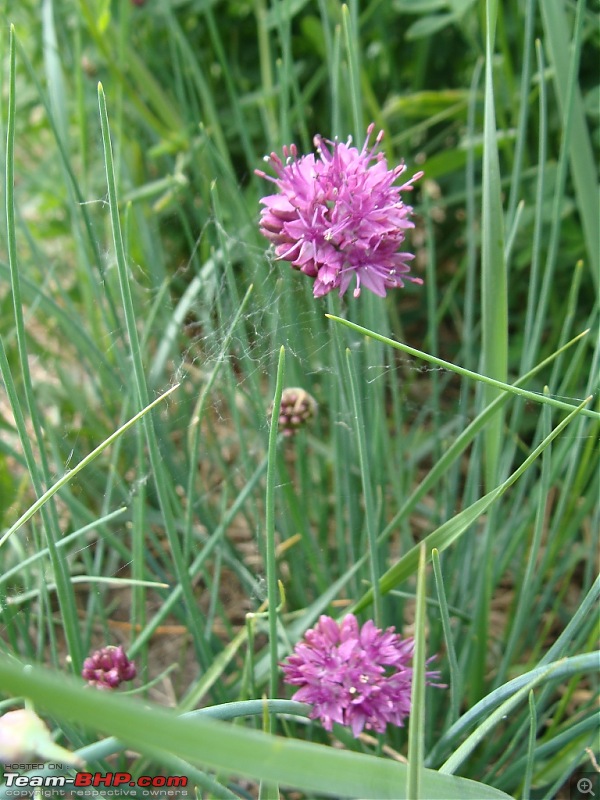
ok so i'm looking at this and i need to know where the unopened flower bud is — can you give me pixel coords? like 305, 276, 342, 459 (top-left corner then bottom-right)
82, 645, 136, 690
270, 388, 317, 437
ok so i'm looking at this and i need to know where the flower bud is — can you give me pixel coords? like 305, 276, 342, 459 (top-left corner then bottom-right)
270, 388, 317, 437
82, 645, 136, 690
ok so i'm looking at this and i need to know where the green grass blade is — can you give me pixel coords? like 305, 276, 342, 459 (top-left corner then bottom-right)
266, 347, 285, 712
342, 3, 363, 138
540, 0, 599, 286
3, 25, 82, 671
431, 549, 461, 722
522, 691, 537, 800
518, 38, 547, 376
528, 1, 588, 368
407, 544, 427, 798
506, 0, 535, 230
376, 329, 591, 542
481, 0, 507, 489
0, 508, 127, 587
494, 395, 552, 687
346, 348, 383, 625
41, 0, 67, 143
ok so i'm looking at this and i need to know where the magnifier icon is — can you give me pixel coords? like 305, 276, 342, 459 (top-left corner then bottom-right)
578, 778, 595, 796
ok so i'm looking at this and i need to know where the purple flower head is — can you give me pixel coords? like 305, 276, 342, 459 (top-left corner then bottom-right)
255, 124, 423, 299
281, 614, 442, 737
82, 645, 136, 690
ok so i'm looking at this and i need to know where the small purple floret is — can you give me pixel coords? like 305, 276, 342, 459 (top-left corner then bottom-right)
256, 124, 423, 299
281, 614, 442, 737
82, 645, 136, 690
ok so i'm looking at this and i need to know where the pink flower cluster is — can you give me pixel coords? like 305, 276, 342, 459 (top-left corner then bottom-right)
256, 124, 422, 299
281, 614, 441, 737
82, 645, 136, 690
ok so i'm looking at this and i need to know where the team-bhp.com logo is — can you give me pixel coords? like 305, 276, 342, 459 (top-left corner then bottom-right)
2, 771, 188, 796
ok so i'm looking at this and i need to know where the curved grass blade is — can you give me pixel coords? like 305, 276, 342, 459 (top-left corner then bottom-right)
439, 666, 550, 775
426, 651, 599, 766
325, 316, 598, 421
